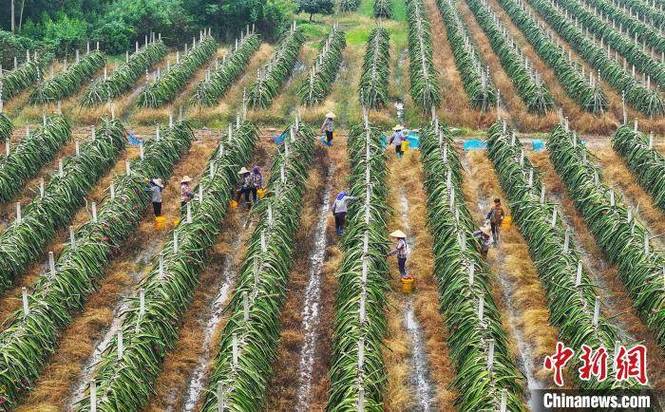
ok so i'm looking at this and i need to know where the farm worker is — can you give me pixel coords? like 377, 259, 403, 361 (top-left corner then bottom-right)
486, 198, 505, 246
147, 178, 164, 217
321, 112, 335, 146
250, 165, 264, 204
331, 190, 356, 236
473, 224, 492, 258
388, 230, 409, 278
180, 176, 194, 208
389, 125, 406, 159
235, 167, 252, 208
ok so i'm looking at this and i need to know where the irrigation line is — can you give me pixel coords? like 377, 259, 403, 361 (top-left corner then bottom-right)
397, 187, 438, 411
294, 167, 333, 411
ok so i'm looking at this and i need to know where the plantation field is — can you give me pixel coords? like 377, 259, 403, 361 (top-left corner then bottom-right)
0, 0, 664, 410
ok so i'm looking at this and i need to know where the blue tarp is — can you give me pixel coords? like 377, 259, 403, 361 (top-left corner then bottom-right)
463, 139, 487, 150
273, 132, 287, 145
532, 139, 545, 151
127, 133, 143, 146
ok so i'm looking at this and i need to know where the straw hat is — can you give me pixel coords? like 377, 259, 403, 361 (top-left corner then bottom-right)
390, 230, 407, 238
238, 167, 250, 175
325, 112, 336, 119
480, 224, 491, 236
393, 125, 404, 131
181, 175, 192, 183
151, 178, 163, 188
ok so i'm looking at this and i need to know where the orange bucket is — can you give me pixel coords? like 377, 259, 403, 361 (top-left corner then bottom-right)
230, 200, 238, 209
154, 216, 167, 231
401, 276, 415, 294
501, 215, 512, 230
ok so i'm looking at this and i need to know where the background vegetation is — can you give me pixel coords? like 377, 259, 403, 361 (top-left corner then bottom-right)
0, 0, 298, 65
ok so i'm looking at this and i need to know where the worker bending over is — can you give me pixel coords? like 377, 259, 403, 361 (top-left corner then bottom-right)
180, 176, 193, 210
473, 224, 492, 258
331, 190, 355, 236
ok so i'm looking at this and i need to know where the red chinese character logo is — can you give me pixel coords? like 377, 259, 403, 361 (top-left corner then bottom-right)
578, 345, 608, 382
615, 344, 648, 385
544, 342, 575, 386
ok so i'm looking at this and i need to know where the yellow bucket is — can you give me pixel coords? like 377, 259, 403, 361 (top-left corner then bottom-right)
401, 140, 409, 152
230, 200, 238, 209
501, 215, 512, 230
154, 216, 167, 230
401, 277, 415, 294
257, 188, 266, 199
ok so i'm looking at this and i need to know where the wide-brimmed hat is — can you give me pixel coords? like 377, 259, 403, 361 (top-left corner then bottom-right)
325, 112, 336, 119
480, 224, 491, 236
390, 230, 407, 238
238, 167, 250, 175
151, 178, 164, 188
393, 125, 404, 131
181, 175, 192, 183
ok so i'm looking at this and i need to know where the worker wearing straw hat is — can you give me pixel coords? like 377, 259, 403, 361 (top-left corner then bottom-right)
388, 230, 409, 278
321, 112, 335, 146
235, 167, 253, 208
473, 223, 492, 258
147, 178, 164, 217
389, 125, 406, 159
180, 176, 194, 209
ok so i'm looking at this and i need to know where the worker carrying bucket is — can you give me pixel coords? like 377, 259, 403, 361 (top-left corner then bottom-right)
388, 125, 407, 159
388, 230, 414, 293
388, 230, 409, 276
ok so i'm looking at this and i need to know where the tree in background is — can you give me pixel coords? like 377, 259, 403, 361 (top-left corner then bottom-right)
0, 29, 36, 67
93, 0, 192, 53
182, 0, 296, 41
297, 0, 334, 21
0, 0, 296, 56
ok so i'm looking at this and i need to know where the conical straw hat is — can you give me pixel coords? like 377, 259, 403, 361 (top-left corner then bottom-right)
390, 230, 407, 238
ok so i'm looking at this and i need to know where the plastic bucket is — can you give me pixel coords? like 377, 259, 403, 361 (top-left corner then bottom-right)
501, 215, 512, 230
154, 216, 167, 230
230, 200, 238, 209
401, 276, 415, 294
257, 188, 266, 199
401, 140, 409, 152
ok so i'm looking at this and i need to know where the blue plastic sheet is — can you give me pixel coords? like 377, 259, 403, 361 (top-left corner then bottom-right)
127, 133, 143, 146
532, 139, 545, 151
273, 132, 287, 145
463, 139, 487, 151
